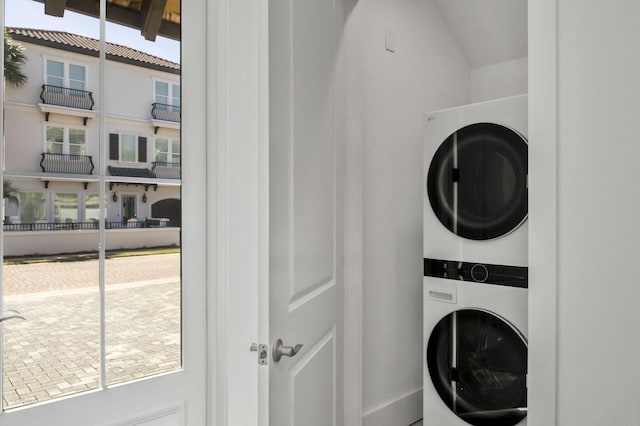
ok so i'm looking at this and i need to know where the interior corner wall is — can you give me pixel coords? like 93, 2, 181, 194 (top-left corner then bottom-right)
543, 1, 640, 424
470, 56, 528, 103
358, 0, 470, 424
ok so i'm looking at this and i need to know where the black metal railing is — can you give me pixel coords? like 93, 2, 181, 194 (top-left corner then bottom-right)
151, 103, 181, 122
40, 153, 95, 175
3, 220, 179, 232
40, 85, 95, 110
151, 161, 181, 179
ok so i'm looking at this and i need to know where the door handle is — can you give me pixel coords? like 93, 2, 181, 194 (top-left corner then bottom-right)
0, 309, 26, 322
272, 338, 302, 363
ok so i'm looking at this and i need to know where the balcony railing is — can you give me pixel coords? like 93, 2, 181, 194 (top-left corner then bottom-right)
40, 85, 95, 110
3, 220, 179, 232
151, 161, 181, 179
151, 103, 181, 122
40, 153, 95, 175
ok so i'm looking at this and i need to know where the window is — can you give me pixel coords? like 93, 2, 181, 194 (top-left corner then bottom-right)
109, 133, 148, 163
46, 59, 87, 90
121, 134, 137, 162
85, 194, 100, 221
19, 192, 46, 223
154, 80, 180, 107
46, 126, 64, 154
154, 138, 180, 164
54, 193, 79, 223
46, 60, 64, 87
45, 125, 86, 155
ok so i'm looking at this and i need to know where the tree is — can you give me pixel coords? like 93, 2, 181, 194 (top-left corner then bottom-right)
3, 179, 17, 196
4, 31, 26, 88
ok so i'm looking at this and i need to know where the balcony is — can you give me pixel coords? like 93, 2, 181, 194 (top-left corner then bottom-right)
151, 103, 180, 122
39, 85, 97, 125
40, 153, 95, 175
151, 103, 180, 133
151, 161, 181, 179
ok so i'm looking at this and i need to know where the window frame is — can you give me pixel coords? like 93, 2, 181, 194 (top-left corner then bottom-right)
43, 55, 90, 90
153, 136, 181, 164
153, 78, 180, 107
43, 122, 88, 156
119, 133, 138, 163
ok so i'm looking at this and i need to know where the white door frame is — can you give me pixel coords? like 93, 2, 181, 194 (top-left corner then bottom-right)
0, 0, 208, 423
205, 0, 268, 424
207, 0, 364, 425
528, 0, 558, 425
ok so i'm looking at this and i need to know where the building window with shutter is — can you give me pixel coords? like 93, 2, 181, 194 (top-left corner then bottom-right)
121, 134, 137, 162
109, 133, 148, 164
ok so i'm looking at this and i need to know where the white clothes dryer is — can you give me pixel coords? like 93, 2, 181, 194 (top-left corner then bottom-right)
423, 95, 529, 426
423, 95, 528, 268
423, 278, 528, 426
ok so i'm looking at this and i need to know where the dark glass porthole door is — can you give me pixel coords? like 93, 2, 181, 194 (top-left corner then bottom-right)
426, 309, 527, 426
427, 123, 528, 240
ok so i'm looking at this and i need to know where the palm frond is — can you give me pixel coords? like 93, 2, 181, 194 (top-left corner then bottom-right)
4, 32, 27, 88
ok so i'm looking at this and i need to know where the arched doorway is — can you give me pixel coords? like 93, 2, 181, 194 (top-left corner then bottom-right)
151, 198, 181, 226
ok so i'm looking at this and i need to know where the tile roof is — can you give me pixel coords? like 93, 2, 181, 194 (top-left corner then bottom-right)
6, 27, 180, 74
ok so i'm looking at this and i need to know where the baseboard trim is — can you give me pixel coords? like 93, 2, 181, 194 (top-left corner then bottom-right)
362, 388, 422, 426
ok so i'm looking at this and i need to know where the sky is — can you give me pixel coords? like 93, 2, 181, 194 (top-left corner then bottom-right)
4, 0, 180, 63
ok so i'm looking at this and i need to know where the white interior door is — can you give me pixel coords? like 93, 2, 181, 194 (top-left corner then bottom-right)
0, 0, 208, 424
268, 0, 346, 424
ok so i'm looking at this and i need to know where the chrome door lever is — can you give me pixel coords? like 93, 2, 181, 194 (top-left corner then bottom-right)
272, 338, 303, 363
0, 309, 25, 322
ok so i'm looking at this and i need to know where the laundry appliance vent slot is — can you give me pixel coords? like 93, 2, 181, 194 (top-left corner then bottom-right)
428, 290, 454, 302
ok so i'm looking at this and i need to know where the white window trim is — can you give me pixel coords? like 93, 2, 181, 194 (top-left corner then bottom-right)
42, 54, 90, 89
42, 121, 89, 156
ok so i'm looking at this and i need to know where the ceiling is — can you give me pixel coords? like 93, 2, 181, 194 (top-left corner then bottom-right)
34, 0, 525, 65
434, 0, 527, 69
36, 0, 180, 41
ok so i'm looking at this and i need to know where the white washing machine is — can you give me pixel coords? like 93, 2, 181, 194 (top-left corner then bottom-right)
423, 279, 528, 426
423, 95, 529, 425
423, 95, 528, 268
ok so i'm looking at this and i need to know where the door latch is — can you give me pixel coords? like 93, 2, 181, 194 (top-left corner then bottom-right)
250, 342, 268, 365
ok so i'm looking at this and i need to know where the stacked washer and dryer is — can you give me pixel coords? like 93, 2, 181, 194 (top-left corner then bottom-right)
423, 95, 529, 426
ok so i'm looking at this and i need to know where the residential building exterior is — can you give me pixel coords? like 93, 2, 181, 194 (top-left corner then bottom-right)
3, 27, 181, 256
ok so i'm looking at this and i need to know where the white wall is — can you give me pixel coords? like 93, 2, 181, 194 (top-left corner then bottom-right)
470, 56, 528, 103
357, 0, 470, 424
530, 1, 640, 425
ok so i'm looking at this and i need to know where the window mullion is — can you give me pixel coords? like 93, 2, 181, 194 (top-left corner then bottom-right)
98, 0, 107, 391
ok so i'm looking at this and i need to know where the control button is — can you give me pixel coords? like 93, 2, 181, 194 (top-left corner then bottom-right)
470, 264, 489, 282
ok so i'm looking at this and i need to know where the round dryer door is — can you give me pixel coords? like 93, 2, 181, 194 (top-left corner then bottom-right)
427, 123, 528, 240
426, 309, 527, 426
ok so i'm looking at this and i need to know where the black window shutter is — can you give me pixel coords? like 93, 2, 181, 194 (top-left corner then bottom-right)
138, 137, 147, 162
109, 133, 119, 160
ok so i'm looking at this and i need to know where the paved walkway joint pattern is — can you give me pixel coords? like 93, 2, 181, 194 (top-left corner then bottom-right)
1, 254, 181, 409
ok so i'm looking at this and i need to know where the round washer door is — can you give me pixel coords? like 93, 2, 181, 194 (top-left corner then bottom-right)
427, 123, 528, 240
426, 309, 527, 426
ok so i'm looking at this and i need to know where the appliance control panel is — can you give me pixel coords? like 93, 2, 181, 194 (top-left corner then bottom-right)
423, 258, 527, 288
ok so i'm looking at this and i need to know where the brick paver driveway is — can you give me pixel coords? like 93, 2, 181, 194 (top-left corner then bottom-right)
1, 253, 181, 409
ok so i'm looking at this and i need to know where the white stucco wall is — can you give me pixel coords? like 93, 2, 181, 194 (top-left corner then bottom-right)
357, 0, 470, 424
470, 56, 528, 103
4, 39, 180, 174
